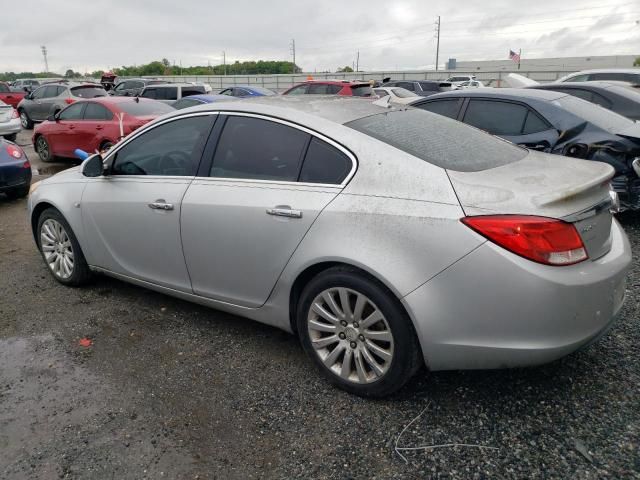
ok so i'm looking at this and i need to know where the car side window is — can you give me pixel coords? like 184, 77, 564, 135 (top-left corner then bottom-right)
210, 116, 309, 181
308, 84, 331, 94
220, 89, 232, 96
522, 110, 550, 135
111, 116, 212, 176
132, 81, 144, 90
182, 88, 204, 97
416, 99, 462, 119
327, 85, 342, 94
589, 91, 613, 109
31, 86, 46, 99
158, 87, 177, 100
41, 86, 58, 98
141, 88, 157, 99
58, 103, 85, 121
84, 103, 113, 121
397, 82, 415, 91
564, 89, 592, 102
299, 137, 351, 184
233, 88, 249, 97
115, 82, 128, 91
0, 83, 9, 93
463, 100, 528, 136
567, 74, 589, 82
55, 86, 66, 96
173, 98, 201, 109
286, 85, 308, 95
374, 89, 389, 97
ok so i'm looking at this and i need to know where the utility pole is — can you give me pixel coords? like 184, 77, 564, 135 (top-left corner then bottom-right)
41, 45, 49, 73
356, 51, 359, 72
290, 39, 296, 74
434, 16, 441, 71
222, 51, 226, 75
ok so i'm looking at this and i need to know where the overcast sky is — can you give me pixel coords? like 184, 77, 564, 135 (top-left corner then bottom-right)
1, 0, 638, 73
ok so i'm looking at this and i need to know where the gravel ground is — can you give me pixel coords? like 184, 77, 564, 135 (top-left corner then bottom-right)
1, 130, 639, 479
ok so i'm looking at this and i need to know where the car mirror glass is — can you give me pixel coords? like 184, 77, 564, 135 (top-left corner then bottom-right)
81, 154, 105, 178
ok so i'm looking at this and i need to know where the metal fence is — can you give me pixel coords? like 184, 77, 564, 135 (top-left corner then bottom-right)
114, 70, 569, 92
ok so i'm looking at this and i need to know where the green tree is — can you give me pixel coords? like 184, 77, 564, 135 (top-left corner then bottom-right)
337, 66, 354, 72
634, 57, 640, 67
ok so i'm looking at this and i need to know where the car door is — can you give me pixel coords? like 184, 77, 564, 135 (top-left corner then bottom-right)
461, 98, 559, 150
80, 102, 114, 152
47, 102, 86, 157
112, 81, 130, 96
81, 114, 215, 291
31, 85, 58, 120
180, 114, 353, 307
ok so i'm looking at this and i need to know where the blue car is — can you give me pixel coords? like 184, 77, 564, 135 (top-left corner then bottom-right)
218, 86, 277, 98
0, 138, 31, 199
172, 94, 237, 110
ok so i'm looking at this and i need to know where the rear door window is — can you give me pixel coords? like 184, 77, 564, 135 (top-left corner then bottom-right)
308, 84, 332, 94
210, 116, 309, 181
141, 88, 157, 99
522, 110, 550, 134
463, 99, 528, 136
182, 87, 205, 97
397, 82, 415, 91
157, 87, 178, 100
84, 102, 113, 120
286, 85, 309, 95
419, 82, 440, 92
0, 83, 9, 93
416, 99, 462, 119
350, 85, 374, 97
299, 137, 352, 184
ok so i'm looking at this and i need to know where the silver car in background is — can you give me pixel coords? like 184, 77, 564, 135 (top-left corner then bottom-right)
28, 97, 631, 397
0, 100, 21, 141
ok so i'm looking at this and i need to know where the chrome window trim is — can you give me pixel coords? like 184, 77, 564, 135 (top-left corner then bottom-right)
211, 111, 358, 188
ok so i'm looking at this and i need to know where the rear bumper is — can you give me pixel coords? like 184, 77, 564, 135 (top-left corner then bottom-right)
403, 219, 631, 371
0, 118, 21, 136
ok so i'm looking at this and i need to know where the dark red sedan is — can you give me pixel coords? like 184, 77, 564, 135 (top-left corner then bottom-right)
282, 80, 376, 97
32, 97, 174, 162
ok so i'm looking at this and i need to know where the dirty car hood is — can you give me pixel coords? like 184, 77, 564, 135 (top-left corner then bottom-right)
447, 150, 614, 218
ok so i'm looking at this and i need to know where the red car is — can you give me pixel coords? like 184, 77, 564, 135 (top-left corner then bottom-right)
33, 97, 174, 162
282, 80, 376, 97
0, 82, 26, 108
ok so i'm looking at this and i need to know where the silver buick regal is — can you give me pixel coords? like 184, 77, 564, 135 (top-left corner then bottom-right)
28, 97, 631, 397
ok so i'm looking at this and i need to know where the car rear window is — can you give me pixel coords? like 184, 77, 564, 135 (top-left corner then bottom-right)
71, 86, 107, 98
553, 95, 632, 133
350, 85, 374, 97
249, 86, 276, 96
118, 101, 175, 116
346, 108, 528, 172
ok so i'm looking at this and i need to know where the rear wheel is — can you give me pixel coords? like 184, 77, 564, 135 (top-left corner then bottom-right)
19, 109, 34, 129
35, 135, 53, 162
296, 266, 422, 397
36, 208, 91, 286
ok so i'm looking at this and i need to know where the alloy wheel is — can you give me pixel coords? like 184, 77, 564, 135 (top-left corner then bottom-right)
307, 287, 394, 384
40, 219, 74, 279
20, 111, 29, 128
36, 136, 49, 161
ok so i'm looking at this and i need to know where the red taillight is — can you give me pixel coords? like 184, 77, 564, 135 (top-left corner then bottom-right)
461, 215, 588, 266
65, 98, 75, 104
6, 144, 23, 159
11, 108, 18, 119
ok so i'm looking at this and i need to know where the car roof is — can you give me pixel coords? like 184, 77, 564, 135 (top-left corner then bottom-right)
566, 69, 640, 75
164, 95, 395, 125
426, 87, 569, 102
293, 80, 371, 86
79, 96, 159, 106
529, 81, 622, 91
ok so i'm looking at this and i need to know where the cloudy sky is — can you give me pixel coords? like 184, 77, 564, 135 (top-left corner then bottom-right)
1, 0, 638, 73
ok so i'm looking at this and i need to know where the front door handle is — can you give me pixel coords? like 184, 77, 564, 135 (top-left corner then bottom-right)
266, 207, 302, 219
148, 200, 174, 211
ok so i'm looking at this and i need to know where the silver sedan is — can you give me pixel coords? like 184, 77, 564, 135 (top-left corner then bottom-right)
28, 97, 631, 397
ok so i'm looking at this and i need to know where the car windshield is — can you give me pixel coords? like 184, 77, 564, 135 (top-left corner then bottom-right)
391, 88, 415, 98
346, 108, 528, 172
118, 101, 175, 116
350, 85, 374, 97
552, 95, 633, 133
249, 86, 276, 95
71, 86, 107, 98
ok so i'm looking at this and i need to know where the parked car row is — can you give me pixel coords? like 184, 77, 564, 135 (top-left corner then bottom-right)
27, 95, 632, 397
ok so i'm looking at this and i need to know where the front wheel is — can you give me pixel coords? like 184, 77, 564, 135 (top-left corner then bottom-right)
296, 267, 423, 397
37, 208, 91, 286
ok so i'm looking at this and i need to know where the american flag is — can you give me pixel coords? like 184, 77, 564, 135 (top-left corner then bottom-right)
509, 50, 521, 63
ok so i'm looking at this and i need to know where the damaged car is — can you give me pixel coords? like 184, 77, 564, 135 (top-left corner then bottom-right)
413, 89, 640, 210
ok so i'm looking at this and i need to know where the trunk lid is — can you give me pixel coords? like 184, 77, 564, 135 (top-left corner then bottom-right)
0, 105, 12, 123
448, 150, 616, 260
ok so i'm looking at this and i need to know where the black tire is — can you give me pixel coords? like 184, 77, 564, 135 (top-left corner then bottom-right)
19, 109, 34, 129
296, 266, 423, 398
35, 135, 53, 162
36, 208, 91, 286
4, 133, 17, 142
5, 185, 29, 199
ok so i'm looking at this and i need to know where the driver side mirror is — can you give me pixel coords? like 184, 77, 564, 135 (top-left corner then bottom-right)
82, 154, 106, 178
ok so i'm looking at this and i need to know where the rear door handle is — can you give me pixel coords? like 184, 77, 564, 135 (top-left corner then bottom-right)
266, 207, 302, 219
95, 125, 103, 130
148, 200, 174, 211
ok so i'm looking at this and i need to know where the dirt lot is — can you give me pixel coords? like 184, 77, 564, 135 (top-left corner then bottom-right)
1, 129, 639, 479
